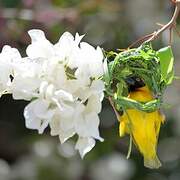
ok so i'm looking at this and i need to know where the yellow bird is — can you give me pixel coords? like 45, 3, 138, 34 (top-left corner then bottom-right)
119, 86, 165, 169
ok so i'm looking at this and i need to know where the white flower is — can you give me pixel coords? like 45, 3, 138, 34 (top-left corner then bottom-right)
11, 58, 43, 100
75, 111, 103, 141
26, 29, 105, 157
0, 29, 105, 158
41, 59, 67, 89
54, 32, 84, 64
0, 45, 21, 96
11, 76, 41, 100
26, 30, 54, 59
78, 42, 104, 78
50, 98, 104, 155
24, 82, 75, 134
76, 79, 104, 102
24, 99, 55, 134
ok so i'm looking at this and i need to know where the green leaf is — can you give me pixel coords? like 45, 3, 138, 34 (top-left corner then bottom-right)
166, 70, 174, 84
103, 58, 110, 85
65, 66, 77, 80
157, 46, 174, 85
115, 96, 161, 113
116, 82, 124, 97
121, 68, 132, 77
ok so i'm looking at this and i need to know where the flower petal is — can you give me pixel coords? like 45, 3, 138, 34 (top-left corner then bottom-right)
27, 29, 54, 59
75, 137, 95, 158
50, 116, 60, 136
59, 128, 75, 144
85, 112, 104, 141
24, 99, 54, 134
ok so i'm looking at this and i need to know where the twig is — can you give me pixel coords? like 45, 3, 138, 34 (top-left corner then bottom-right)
128, 0, 180, 48
108, 97, 120, 121
146, 0, 180, 43
128, 33, 155, 49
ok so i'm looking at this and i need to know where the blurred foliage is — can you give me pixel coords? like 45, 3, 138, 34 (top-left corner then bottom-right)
0, 0, 180, 180
1, 0, 21, 8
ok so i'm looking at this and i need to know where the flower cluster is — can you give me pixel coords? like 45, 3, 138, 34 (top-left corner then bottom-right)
0, 30, 105, 157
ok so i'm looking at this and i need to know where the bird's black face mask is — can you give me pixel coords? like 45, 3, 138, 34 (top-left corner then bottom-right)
125, 75, 145, 93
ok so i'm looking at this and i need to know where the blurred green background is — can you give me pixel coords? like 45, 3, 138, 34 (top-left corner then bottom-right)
0, 0, 180, 180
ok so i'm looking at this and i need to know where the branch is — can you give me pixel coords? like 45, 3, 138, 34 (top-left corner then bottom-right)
146, 0, 180, 43
128, 0, 180, 48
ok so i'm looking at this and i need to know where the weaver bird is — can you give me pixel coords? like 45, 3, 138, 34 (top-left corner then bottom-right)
119, 85, 165, 169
